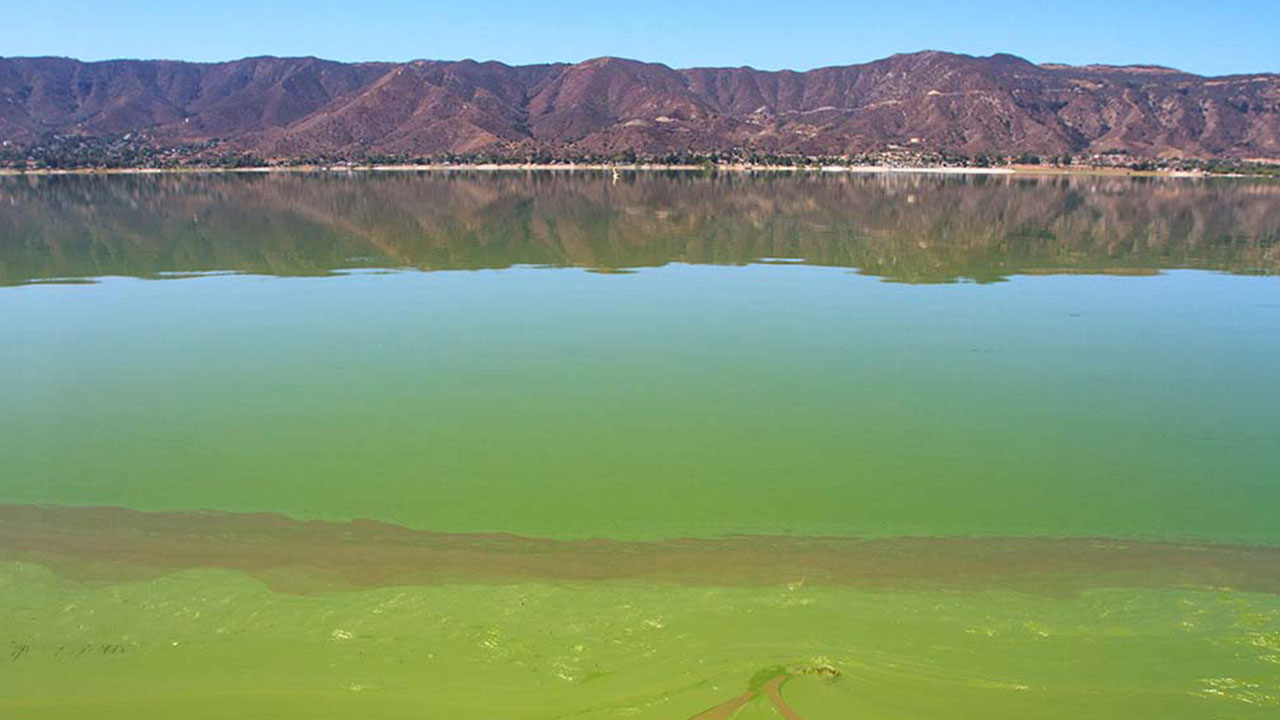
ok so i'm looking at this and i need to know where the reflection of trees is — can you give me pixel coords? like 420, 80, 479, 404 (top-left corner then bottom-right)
2, 172, 1277, 285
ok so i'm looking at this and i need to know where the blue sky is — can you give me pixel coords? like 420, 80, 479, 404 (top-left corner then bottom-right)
4, 0, 1277, 76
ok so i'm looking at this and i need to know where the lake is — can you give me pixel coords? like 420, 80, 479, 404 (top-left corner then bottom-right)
1, 171, 1278, 719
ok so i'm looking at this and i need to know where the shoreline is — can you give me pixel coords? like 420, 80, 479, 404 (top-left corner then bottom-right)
0, 163, 1235, 178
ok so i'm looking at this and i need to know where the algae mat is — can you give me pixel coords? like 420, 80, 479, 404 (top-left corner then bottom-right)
2, 507, 1279, 719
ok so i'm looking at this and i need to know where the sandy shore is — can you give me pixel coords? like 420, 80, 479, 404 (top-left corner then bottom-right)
0, 163, 1225, 178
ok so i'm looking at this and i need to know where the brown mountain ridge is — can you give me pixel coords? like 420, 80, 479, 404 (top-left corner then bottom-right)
2, 51, 1278, 160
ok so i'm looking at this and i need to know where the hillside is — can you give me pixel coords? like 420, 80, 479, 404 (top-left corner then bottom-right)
2, 51, 1278, 161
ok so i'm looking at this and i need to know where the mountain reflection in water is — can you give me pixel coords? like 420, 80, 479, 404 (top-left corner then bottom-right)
1, 171, 1277, 285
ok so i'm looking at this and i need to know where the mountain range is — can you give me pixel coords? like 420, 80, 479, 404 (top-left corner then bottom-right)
2, 51, 1279, 160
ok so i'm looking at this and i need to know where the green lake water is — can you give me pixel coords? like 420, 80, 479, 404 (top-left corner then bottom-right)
1, 171, 1278, 718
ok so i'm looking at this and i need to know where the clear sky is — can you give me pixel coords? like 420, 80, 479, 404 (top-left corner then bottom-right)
4, 0, 1277, 76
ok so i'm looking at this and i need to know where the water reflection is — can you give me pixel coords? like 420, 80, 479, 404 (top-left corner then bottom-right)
1, 171, 1277, 285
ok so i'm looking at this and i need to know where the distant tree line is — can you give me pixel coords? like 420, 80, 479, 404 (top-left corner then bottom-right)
3, 134, 1278, 177
0, 134, 222, 170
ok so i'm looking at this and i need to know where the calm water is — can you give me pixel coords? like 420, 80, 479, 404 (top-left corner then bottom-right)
1, 172, 1278, 719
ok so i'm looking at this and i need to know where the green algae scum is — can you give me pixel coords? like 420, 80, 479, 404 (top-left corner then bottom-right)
2, 172, 1279, 719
